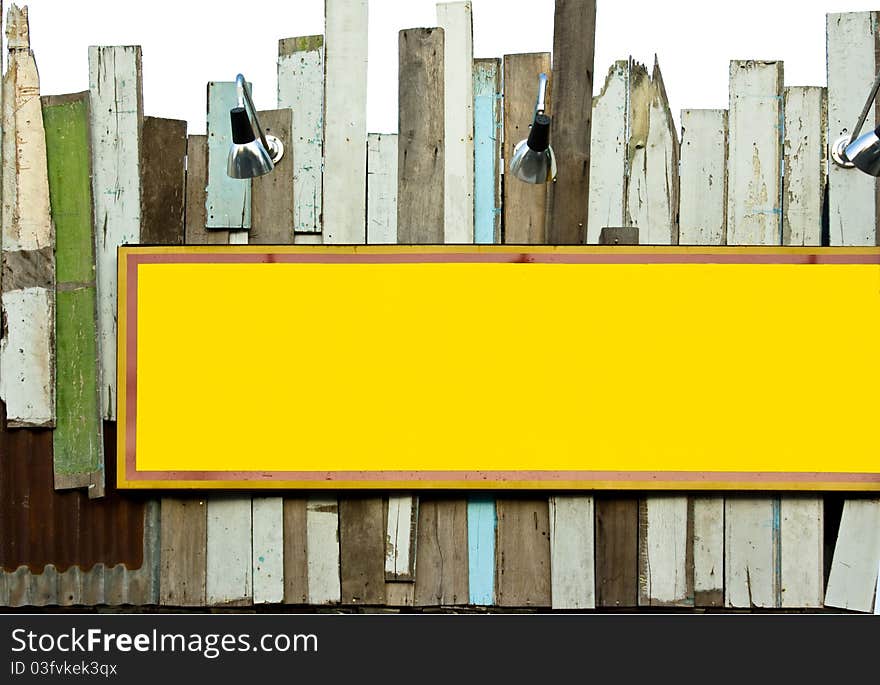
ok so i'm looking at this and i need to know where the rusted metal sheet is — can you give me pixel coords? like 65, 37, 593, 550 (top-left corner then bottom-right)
0, 414, 157, 606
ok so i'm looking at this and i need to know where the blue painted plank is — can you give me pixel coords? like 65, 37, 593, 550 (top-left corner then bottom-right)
467, 496, 496, 605
207, 81, 251, 230
473, 59, 501, 245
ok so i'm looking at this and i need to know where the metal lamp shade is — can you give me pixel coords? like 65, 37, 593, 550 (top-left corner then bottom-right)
844, 125, 880, 177
509, 114, 557, 184
227, 140, 275, 179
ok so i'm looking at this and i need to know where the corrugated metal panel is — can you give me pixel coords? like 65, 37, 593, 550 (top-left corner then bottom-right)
0, 412, 159, 606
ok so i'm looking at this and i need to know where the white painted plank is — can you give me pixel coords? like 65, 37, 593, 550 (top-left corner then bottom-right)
437, 1, 474, 244
549, 496, 595, 610
587, 61, 628, 244
206, 81, 250, 230
693, 497, 724, 606
726, 60, 783, 246
780, 497, 823, 608
367, 133, 398, 245
385, 495, 417, 579
725, 499, 777, 608
827, 12, 878, 247
322, 0, 368, 244
826, 500, 880, 612
640, 497, 690, 606
278, 35, 324, 234
253, 497, 285, 604
206, 497, 253, 605
294, 232, 323, 245
626, 59, 679, 245
89, 45, 142, 420
306, 497, 341, 604
783, 87, 826, 247
679, 109, 728, 246
0, 6, 54, 428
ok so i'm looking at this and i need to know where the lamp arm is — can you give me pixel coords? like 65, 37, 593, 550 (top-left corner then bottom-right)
235, 73, 271, 153
535, 72, 549, 118
849, 69, 880, 142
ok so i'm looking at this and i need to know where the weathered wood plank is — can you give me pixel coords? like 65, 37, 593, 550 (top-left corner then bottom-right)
206, 497, 252, 606
780, 497, 823, 608
693, 497, 724, 607
437, 1, 474, 244
323, 0, 367, 244
725, 498, 777, 608
398, 28, 444, 244
496, 498, 551, 608
825, 500, 880, 612
340, 497, 386, 605
639, 498, 692, 607
306, 497, 340, 605
184, 135, 226, 244
587, 61, 628, 244
1, 6, 55, 428
546, 0, 596, 245
282, 498, 309, 605
473, 58, 501, 245
42, 92, 104, 495
783, 87, 826, 247
726, 60, 783, 246
626, 59, 679, 245
206, 80, 250, 230
467, 496, 495, 606
251, 109, 295, 244
140, 117, 186, 245
159, 497, 207, 606
88, 44, 142, 420
827, 12, 879, 246
367, 133, 398, 245
252, 497, 284, 604
386, 495, 418, 581
679, 109, 728, 246
414, 499, 468, 606
550, 496, 595, 610
278, 35, 324, 235
595, 496, 638, 608
502, 52, 551, 244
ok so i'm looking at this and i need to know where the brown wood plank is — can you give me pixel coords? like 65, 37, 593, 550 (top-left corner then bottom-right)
159, 498, 207, 606
283, 498, 308, 605
503, 52, 551, 245
339, 496, 386, 605
596, 496, 639, 608
398, 27, 444, 244
495, 498, 551, 607
140, 117, 186, 245
184, 135, 226, 245
251, 109, 295, 245
546, 0, 596, 245
413, 498, 468, 606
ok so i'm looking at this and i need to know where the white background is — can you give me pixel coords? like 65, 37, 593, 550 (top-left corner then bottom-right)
20, 0, 880, 133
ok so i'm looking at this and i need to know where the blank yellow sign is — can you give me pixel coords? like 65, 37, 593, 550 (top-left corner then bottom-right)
117, 246, 880, 491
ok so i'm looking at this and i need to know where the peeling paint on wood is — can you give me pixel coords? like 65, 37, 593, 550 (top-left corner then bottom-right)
306, 497, 340, 605
253, 497, 285, 604
206, 497, 252, 606
367, 133, 398, 245
550, 496, 595, 610
639, 497, 693, 607
679, 109, 728, 245
783, 87, 826, 246
473, 58, 501, 245
385, 495, 418, 581
693, 497, 724, 607
206, 81, 250, 230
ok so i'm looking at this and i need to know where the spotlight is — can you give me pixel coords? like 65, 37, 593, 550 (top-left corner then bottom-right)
831, 70, 880, 176
509, 72, 557, 184
227, 74, 284, 179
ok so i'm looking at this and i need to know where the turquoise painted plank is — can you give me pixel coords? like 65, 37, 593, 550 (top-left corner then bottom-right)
467, 496, 496, 605
473, 59, 501, 245
206, 81, 251, 230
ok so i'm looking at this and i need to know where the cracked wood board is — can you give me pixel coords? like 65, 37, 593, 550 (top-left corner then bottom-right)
679, 109, 728, 245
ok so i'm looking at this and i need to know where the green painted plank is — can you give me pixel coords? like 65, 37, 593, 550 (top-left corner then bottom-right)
43, 92, 104, 498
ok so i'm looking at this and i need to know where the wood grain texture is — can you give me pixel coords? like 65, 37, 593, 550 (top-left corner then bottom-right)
398, 28, 444, 244
780, 497, 823, 608
414, 499, 468, 606
639, 498, 693, 607
496, 498, 551, 608
323, 0, 368, 244
206, 497, 252, 606
725, 498, 777, 608
473, 58, 501, 245
252, 497, 284, 604
502, 52, 551, 244
339, 497, 386, 605
385, 495, 418, 581
726, 60, 783, 246
826, 499, 880, 612
206, 80, 250, 230
140, 117, 186, 245
367, 133, 398, 245
1, 6, 55, 428
693, 497, 724, 607
42, 92, 103, 495
546, 0, 596, 245
283, 498, 309, 605
595, 496, 638, 608
251, 109, 295, 244
437, 1, 474, 244
550, 496, 595, 610
184, 135, 226, 245
306, 497, 340, 605
587, 61, 628, 244
679, 109, 728, 245
159, 497, 206, 606
827, 12, 879, 247
783, 87, 826, 246
467, 496, 495, 606
88, 45, 143, 420
278, 35, 323, 234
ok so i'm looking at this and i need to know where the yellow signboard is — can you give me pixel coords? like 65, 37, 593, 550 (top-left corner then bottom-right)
118, 246, 880, 491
